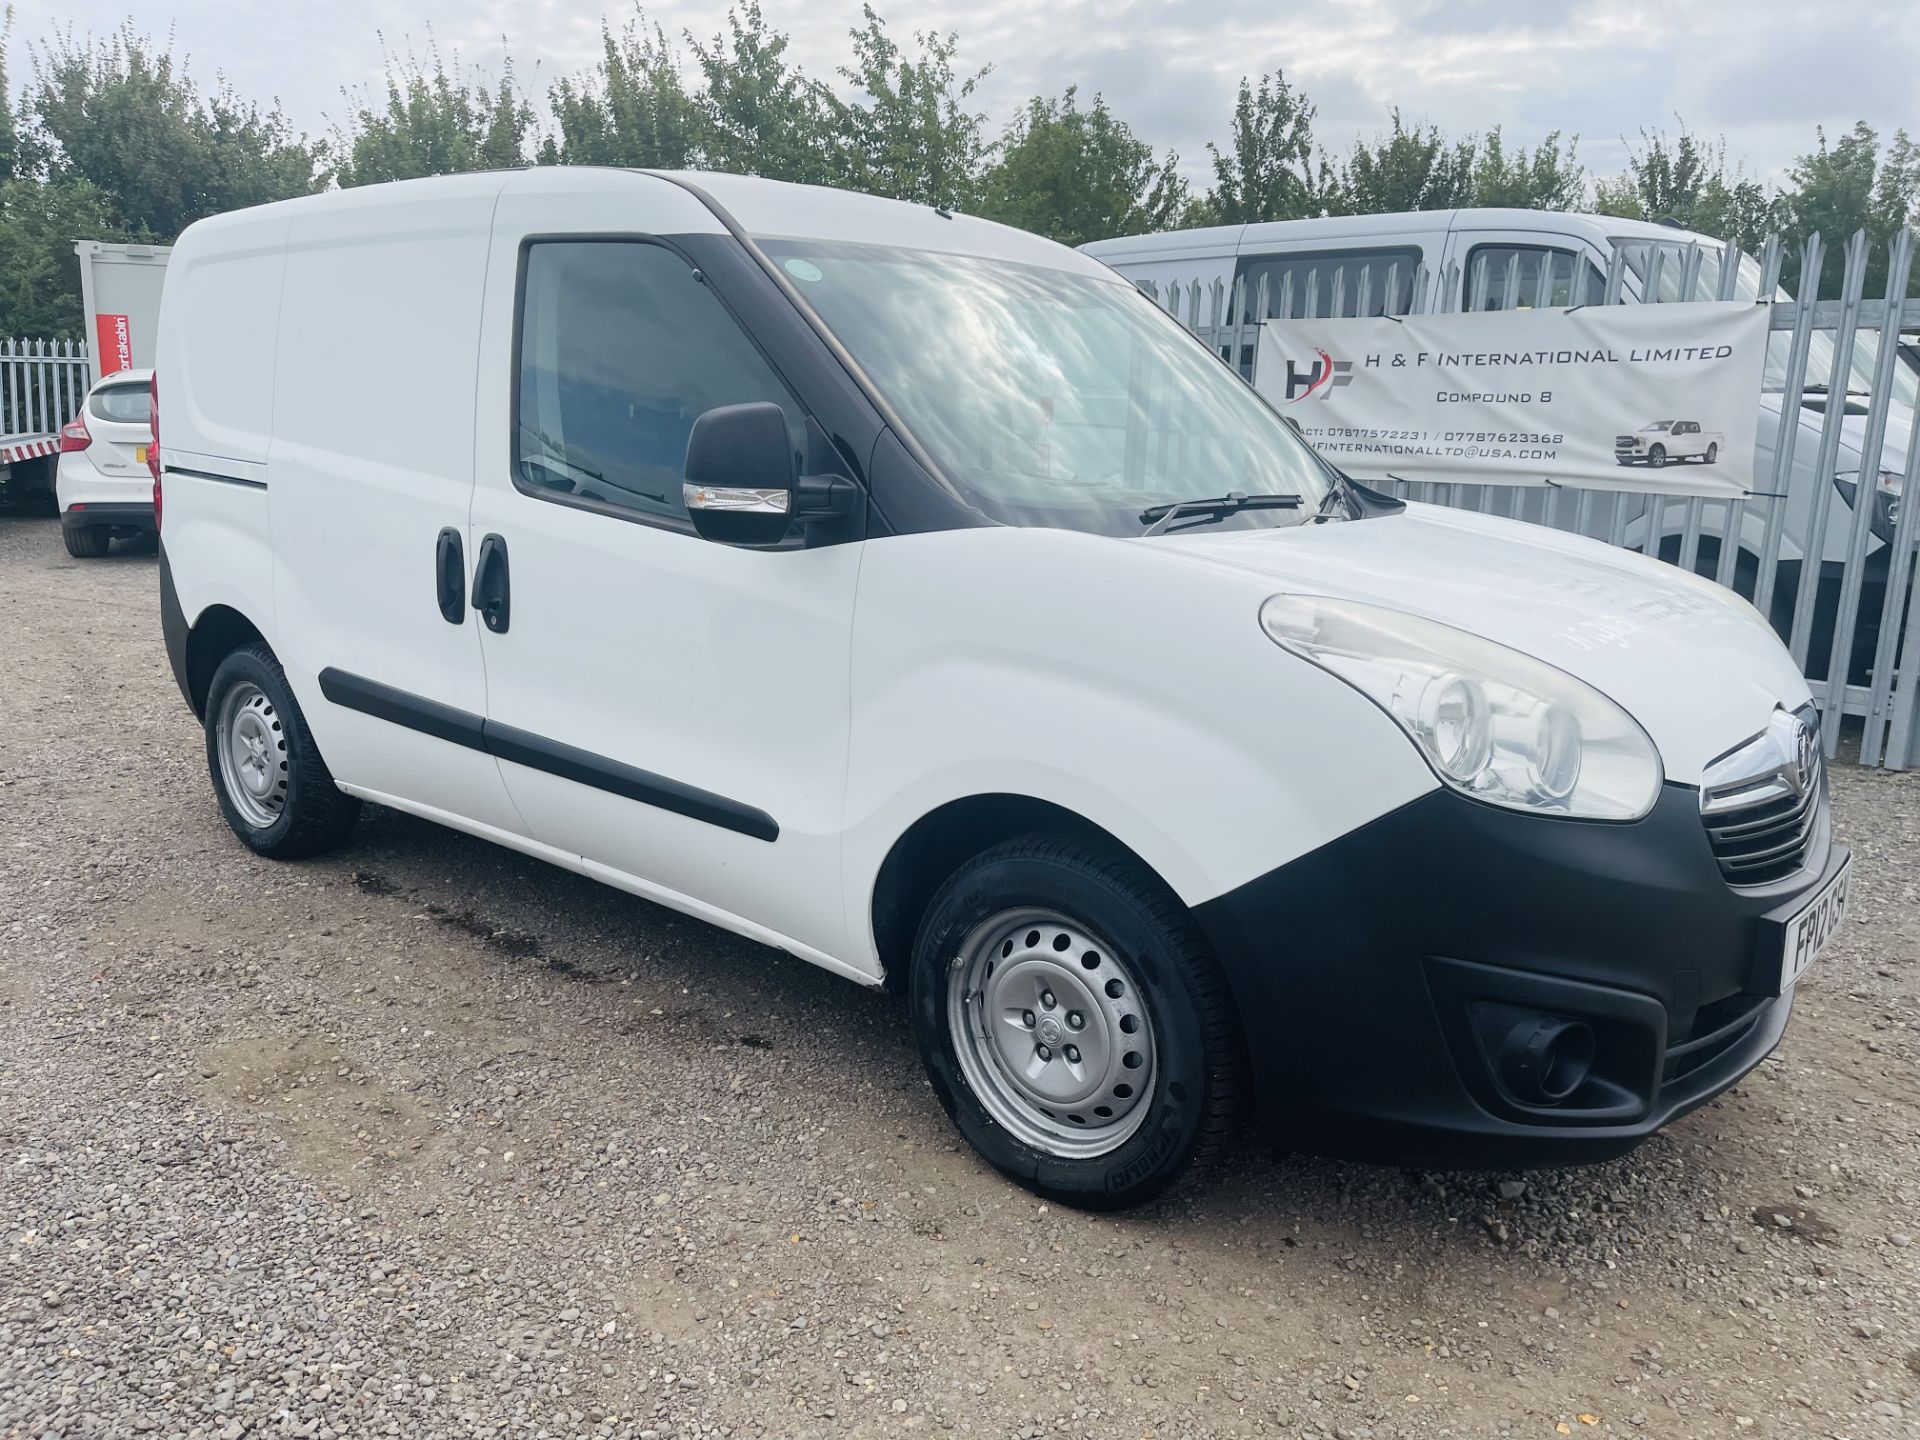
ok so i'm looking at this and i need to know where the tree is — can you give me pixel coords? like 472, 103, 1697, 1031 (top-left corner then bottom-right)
1470, 127, 1583, 210
1201, 71, 1330, 224
976, 87, 1187, 246
544, 15, 699, 168
0, 9, 18, 184
333, 39, 537, 187
1775, 123, 1920, 296
835, 6, 987, 208
19, 23, 322, 239
0, 176, 127, 335
1335, 109, 1474, 214
687, 2, 840, 186
1590, 123, 1776, 268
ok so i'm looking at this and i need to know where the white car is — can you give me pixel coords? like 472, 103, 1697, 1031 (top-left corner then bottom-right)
1616, 420, 1726, 468
55, 368, 157, 557
155, 171, 1849, 1208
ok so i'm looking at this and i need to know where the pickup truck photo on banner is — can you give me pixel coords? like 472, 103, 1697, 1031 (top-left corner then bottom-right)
1254, 301, 1771, 496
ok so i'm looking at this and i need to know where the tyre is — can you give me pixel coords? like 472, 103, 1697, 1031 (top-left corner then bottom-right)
62, 524, 110, 558
204, 643, 361, 858
909, 833, 1244, 1210
1647, 445, 1667, 469
1704, 443, 1718, 464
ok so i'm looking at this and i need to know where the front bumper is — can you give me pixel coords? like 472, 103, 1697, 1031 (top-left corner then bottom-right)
1194, 782, 1841, 1167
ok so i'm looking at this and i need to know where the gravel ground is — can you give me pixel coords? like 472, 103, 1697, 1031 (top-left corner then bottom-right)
1, 516, 1917, 1440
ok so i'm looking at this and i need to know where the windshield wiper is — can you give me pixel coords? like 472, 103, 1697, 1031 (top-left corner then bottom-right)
1139, 491, 1303, 537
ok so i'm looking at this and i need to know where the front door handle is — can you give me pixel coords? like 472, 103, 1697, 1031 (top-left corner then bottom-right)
434, 527, 466, 623
471, 533, 511, 633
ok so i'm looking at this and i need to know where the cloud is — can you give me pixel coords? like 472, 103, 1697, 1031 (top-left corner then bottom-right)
4, 0, 1893, 197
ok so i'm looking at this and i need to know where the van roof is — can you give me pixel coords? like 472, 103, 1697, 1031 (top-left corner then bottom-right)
1079, 208, 1729, 262
174, 168, 1109, 279
650, 170, 1111, 276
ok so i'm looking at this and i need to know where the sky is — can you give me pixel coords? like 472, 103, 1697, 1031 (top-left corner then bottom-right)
7, 0, 1915, 191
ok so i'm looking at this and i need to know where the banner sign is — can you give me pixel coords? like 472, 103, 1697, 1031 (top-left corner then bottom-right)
94, 312, 133, 375
1256, 301, 1770, 495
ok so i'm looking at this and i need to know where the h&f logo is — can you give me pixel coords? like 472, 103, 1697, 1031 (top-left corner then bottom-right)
1282, 347, 1353, 403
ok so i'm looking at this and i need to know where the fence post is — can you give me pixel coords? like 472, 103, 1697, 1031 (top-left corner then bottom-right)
1862, 279, 1920, 767
1788, 231, 1870, 675
1817, 230, 1914, 753
1753, 233, 1824, 620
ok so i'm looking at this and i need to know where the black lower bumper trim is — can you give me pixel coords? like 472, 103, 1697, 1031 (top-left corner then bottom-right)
64, 501, 155, 533
1194, 782, 1837, 1168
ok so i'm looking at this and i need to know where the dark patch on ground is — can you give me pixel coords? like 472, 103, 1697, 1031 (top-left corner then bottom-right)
350, 868, 600, 977
1750, 1202, 1842, 1245
421, 902, 543, 960
737, 1033, 773, 1050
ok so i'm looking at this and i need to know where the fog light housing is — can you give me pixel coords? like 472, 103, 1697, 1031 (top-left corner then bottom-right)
1498, 1015, 1597, 1105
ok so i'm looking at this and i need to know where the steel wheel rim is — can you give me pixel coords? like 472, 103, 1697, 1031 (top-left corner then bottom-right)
947, 907, 1157, 1159
216, 681, 288, 830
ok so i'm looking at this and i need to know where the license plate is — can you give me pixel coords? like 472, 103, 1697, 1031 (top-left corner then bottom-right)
1776, 855, 1850, 993
136, 444, 148, 463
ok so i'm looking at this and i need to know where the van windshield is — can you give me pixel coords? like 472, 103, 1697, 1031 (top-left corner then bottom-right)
760, 240, 1336, 535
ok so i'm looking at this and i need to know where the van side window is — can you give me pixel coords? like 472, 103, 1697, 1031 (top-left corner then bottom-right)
1234, 246, 1423, 322
1463, 244, 1607, 311
1228, 246, 1422, 376
515, 240, 803, 525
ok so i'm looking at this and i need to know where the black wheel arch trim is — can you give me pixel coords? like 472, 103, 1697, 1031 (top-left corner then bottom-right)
315, 666, 779, 842
159, 541, 193, 710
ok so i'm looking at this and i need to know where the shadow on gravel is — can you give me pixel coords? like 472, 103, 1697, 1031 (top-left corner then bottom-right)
335, 802, 1757, 1265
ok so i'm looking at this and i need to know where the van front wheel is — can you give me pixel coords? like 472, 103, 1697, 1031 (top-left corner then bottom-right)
909, 834, 1244, 1209
204, 643, 361, 858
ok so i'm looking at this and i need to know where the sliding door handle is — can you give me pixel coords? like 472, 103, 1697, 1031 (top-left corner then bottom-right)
434, 527, 466, 623
471, 533, 511, 634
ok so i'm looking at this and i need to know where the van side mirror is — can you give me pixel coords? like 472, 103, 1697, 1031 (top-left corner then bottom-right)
684, 401, 860, 546
683, 402, 796, 547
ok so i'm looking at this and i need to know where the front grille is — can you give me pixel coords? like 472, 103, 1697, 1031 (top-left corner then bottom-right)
1615, 435, 1639, 449
1699, 709, 1825, 887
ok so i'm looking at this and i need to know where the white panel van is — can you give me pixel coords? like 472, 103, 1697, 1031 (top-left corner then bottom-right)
156, 172, 1849, 1207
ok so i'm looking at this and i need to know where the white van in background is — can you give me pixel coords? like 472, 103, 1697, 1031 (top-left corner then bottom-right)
156, 171, 1846, 1208
1083, 210, 1916, 682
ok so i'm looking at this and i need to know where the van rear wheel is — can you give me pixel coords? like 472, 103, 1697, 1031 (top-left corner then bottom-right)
204, 643, 361, 858
909, 834, 1244, 1210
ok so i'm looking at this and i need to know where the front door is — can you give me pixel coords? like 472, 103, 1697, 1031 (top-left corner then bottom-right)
466, 176, 869, 970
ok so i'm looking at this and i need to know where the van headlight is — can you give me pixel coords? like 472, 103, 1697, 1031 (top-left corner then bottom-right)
1259, 595, 1662, 820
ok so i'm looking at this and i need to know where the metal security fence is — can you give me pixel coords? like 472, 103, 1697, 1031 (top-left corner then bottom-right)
1, 338, 92, 440
1140, 230, 1920, 771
